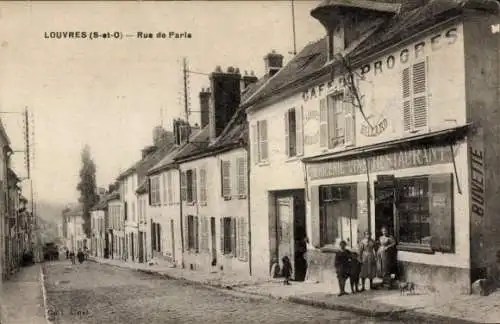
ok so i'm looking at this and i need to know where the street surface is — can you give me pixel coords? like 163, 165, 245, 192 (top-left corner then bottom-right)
44, 261, 413, 324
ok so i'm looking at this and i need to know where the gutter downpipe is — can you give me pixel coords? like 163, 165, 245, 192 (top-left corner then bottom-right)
246, 144, 252, 276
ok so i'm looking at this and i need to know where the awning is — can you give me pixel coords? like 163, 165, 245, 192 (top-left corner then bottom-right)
302, 123, 472, 164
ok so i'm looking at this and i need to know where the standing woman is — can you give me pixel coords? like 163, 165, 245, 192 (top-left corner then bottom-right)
377, 226, 397, 287
359, 231, 377, 291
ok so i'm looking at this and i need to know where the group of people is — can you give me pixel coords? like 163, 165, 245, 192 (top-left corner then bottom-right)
65, 247, 88, 265
334, 227, 396, 296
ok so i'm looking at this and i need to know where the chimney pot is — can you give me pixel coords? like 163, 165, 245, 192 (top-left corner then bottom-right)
264, 51, 283, 77
215, 66, 222, 72
227, 66, 234, 73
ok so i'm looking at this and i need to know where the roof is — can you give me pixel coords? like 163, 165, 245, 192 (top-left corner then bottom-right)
148, 145, 182, 175
171, 126, 211, 161
311, 0, 401, 16
243, 0, 498, 110
7, 168, 20, 183
62, 203, 83, 217
172, 75, 269, 163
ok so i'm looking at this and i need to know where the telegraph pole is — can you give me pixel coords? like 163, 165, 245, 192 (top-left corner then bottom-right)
291, 0, 297, 55
182, 57, 190, 121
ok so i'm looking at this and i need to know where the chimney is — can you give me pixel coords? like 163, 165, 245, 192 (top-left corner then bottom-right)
97, 187, 107, 199
199, 88, 211, 128
153, 126, 166, 146
241, 71, 258, 92
141, 146, 157, 159
264, 50, 283, 77
209, 66, 242, 140
173, 118, 192, 146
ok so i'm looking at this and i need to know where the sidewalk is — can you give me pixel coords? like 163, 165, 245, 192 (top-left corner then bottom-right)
90, 256, 500, 323
0, 264, 47, 324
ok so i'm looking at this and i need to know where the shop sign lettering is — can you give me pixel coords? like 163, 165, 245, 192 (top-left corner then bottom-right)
470, 146, 485, 217
307, 145, 457, 180
361, 118, 388, 137
301, 27, 459, 103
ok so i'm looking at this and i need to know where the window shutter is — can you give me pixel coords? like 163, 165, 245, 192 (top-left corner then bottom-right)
167, 172, 173, 205
200, 168, 207, 203
296, 105, 304, 155
310, 186, 321, 247
319, 98, 328, 148
284, 111, 290, 157
203, 217, 209, 253
192, 169, 197, 202
231, 218, 237, 257
251, 124, 258, 165
237, 157, 247, 196
183, 216, 189, 250
259, 120, 269, 161
148, 178, 152, 206
162, 173, 167, 205
429, 173, 454, 252
344, 92, 355, 146
242, 217, 248, 261
194, 216, 199, 253
157, 223, 161, 252
412, 59, 428, 130
222, 161, 231, 198
402, 67, 412, 132
220, 218, 225, 254
180, 171, 187, 201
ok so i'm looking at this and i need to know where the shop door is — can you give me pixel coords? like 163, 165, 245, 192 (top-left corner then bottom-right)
374, 184, 396, 239
277, 197, 294, 270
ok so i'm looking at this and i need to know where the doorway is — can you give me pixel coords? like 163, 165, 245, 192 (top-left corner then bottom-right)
138, 231, 144, 263
210, 217, 217, 266
170, 220, 176, 262
374, 182, 396, 239
274, 190, 306, 281
131, 233, 135, 261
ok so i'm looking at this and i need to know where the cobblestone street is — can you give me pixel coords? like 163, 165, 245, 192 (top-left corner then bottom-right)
43, 261, 414, 324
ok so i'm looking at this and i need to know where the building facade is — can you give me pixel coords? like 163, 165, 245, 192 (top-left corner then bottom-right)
107, 193, 124, 260
90, 202, 106, 258
63, 204, 86, 253
245, 0, 500, 293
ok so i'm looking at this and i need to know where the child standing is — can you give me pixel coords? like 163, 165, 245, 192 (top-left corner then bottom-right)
335, 240, 351, 296
281, 256, 292, 285
349, 252, 361, 293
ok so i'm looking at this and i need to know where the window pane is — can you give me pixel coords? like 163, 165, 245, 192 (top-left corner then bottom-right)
398, 177, 430, 245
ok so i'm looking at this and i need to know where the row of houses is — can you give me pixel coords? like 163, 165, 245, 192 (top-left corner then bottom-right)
80, 0, 500, 294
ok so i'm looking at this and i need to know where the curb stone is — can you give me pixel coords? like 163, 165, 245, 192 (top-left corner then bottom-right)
39, 264, 53, 323
90, 258, 481, 324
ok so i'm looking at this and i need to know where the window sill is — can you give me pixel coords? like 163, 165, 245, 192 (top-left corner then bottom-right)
285, 155, 302, 163
257, 161, 270, 167
397, 243, 434, 254
199, 202, 207, 207
223, 196, 232, 201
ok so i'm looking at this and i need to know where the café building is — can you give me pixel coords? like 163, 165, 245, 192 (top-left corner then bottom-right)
244, 0, 500, 293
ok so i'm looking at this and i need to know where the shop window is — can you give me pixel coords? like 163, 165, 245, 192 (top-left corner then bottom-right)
396, 174, 454, 253
319, 185, 357, 249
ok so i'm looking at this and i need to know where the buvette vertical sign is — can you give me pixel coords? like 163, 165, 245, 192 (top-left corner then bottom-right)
469, 126, 485, 268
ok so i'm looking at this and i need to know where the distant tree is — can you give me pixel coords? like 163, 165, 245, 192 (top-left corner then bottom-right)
76, 145, 99, 238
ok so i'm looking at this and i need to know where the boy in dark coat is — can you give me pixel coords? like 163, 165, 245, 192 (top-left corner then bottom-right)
335, 240, 351, 296
349, 252, 361, 293
281, 256, 292, 285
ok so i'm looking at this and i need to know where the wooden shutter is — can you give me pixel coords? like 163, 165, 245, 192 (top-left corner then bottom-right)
402, 67, 412, 132
296, 106, 304, 155
319, 98, 328, 148
180, 171, 187, 201
183, 215, 189, 250
157, 223, 161, 252
251, 124, 258, 164
284, 111, 290, 157
259, 120, 268, 161
231, 218, 237, 257
200, 168, 207, 203
162, 173, 167, 204
220, 218, 225, 254
167, 172, 173, 205
194, 216, 199, 253
241, 217, 248, 261
237, 157, 247, 196
429, 173, 454, 252
203, 217, 209, 253
412, 59, 428, 130
192, 169, 197, 202
221, 160, 231, 198
148, 178, 153, 206
310, 186, 321, 247
344, 92, 355, 146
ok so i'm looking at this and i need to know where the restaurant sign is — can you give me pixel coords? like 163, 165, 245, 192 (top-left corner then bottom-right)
307, 145, 457, 180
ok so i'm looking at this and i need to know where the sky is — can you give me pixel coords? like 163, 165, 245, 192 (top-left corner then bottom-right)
0, 1, 324, 205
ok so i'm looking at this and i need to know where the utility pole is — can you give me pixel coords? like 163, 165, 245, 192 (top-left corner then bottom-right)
182, 57, 190, 121
291, 0, 297, 56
